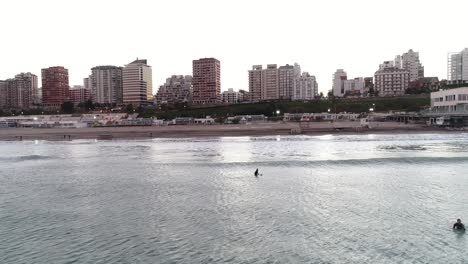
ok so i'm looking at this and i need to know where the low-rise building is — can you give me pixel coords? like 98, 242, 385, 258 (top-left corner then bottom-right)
69, 85, 91, 105
430, 87, 468, 113
222, 88, 240, 103
343, 77, 364, 97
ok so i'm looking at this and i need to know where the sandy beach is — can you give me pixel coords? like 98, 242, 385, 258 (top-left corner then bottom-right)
0, 121, 452, 141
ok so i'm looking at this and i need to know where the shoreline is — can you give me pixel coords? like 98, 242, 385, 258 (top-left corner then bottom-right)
0, 122, 460, 141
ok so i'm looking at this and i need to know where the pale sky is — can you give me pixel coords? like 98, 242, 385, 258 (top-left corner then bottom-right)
1, 0, 467, 94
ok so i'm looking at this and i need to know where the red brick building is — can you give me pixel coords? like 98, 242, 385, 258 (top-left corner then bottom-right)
42, 66, 69, 106
69, 86, 90, 105
192, 58, 221, 105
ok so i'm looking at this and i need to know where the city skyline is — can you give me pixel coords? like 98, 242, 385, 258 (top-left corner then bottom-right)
1, 0, 468, 94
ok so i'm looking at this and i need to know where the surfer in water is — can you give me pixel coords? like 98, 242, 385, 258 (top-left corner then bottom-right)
254, 168, 259, 177
453, 219, 465, 231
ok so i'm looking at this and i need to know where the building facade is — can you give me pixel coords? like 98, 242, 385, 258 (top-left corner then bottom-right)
238, 89, 249, 102
262, 64, 279, 100
192, 58, 221, 105
41, 66, 69, 106
278, 63, 301, 100
222, 88, 240, 104
343, 77, 365, 96
430, 87, 468, 113
69, 85, 91, 105
395, 49, 424, 81
448, 48, 468, 83
248, 65, 263, 102
374, 66, 410, 96
0, 72, 39, 109
0, 81, 7, 109
293, 72, 317, 100
155, 75, 192, 105
122, 59, 152, 106
332, 69, 347, 97
90, 65, 123, 104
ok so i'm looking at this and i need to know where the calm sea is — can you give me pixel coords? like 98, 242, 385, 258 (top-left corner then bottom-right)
1, 134, 468, 263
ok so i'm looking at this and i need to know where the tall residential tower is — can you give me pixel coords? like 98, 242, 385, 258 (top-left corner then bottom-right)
122, 59, 152, 106
41, 66, 69, 105
192, 58, 221, 105
90, 65, 123, 104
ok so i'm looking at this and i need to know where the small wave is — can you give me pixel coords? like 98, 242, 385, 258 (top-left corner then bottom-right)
152, 156, 468, 167
379, 145, 427, 151
0, 155, 52, 162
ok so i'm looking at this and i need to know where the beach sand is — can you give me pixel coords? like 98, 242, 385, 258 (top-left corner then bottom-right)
0, 122, 450, 141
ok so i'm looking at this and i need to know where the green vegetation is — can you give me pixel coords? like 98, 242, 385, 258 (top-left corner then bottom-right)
0, 95, 430, 119
141, 95, 430, 119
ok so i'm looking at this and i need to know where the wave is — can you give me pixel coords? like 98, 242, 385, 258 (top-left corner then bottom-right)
154, 156, 468, 167
0, 155, 53, 162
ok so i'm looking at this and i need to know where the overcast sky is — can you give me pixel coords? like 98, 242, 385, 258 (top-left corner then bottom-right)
1, 0, 467, 94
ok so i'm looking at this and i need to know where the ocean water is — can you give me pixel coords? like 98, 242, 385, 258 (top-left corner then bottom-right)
1, 133, 468, 263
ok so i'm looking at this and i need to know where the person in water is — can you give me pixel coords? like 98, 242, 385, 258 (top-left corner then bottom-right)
254, 168, 259, 177
453, 219, 465, 231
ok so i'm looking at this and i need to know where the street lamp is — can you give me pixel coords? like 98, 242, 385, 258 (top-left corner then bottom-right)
276, 110, 280, 115
327, 108, 331, 113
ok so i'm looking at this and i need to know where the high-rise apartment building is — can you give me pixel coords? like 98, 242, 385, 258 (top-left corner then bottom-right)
395, 49, 424, 81
374, 66, 409, 96
0, 73, 38, 109
278, 63, 301, 100
250, 63, 316, 101
248, 65, 263, 102
448, 48, 468, 83
293, 72, 318, 100
332, 69, 347, 97
41, 66, 69, 105
122, 59, 152, 106
262, 64, 279, 100
0, 81, 7, 108
192, 58, 221, 105
90, 66, 123, 104
155, 75, 192, 105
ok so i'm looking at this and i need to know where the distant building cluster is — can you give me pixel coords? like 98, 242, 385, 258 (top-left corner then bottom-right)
333, 49, 427, 98
248, 63, 318, 101
0, 73, 38, 109
1, 48, 468, 111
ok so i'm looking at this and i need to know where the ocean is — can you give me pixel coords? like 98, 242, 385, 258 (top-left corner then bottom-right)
1, 133, 468, 263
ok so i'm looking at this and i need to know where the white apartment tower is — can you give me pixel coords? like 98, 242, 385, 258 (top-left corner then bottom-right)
90, 66, 123, 104
395, 49, 424, 81
122, 59, 153, 106
262, 64, 279, 100
222, 88, 240, 104
293, 72, 317, 100
343, 77, 365, 96
332, 69, 347, 97
448, 48, 468, 83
